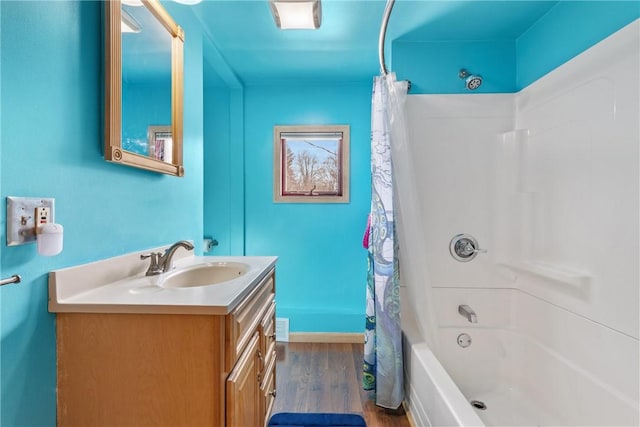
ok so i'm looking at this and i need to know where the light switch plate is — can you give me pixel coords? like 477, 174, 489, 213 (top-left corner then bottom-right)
7, 197, 55, 246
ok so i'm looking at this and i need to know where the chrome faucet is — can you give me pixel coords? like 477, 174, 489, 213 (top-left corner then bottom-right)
458, 304, 477, 323
141, 240, 194, 276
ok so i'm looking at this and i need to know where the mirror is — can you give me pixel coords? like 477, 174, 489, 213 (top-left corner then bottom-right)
105, 0, 184, 176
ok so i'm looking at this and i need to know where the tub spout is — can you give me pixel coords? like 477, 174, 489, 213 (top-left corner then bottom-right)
458, 304, 477, 323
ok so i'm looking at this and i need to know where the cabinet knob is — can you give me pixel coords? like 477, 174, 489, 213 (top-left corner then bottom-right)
269, 333, 277, 340
270, 389, 277, 398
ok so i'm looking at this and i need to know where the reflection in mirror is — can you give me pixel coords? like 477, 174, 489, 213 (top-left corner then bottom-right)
121, 4, 172, 158
105, 0, 184, 176
147, 125, 172, 162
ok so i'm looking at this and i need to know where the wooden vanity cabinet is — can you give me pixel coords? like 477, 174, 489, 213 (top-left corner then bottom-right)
56, 269, 276, 427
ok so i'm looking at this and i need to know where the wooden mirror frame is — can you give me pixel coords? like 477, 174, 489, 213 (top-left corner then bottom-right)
105, 0, 185, 176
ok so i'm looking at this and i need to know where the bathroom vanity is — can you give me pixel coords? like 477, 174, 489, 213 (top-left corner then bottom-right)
49, 248, 277, 427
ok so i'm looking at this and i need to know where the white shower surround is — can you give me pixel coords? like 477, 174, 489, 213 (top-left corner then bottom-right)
401, 20, 639, 426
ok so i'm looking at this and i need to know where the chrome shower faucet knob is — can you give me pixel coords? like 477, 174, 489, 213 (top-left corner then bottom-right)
449, 234, 487, 262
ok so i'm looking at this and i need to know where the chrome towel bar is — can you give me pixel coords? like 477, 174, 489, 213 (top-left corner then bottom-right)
0, 274, 21, 287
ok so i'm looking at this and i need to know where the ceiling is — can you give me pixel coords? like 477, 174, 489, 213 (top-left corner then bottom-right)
188, 0, 558, 86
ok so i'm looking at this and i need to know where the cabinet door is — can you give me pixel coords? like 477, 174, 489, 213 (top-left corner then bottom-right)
227, 332, 261, 427
260, 350, 277, 427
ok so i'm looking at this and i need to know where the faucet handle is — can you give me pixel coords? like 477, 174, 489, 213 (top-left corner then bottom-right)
141, 252, 163, 276
140, 252, 161, 261
450, 234, 487, 262
467, 243, 488, 254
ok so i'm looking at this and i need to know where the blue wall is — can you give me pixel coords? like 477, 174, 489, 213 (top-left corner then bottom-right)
202, 54, 245, 257
393, 40, 517, 94
242, 83, 371, 333
0, 1, 204, 425
393, 1, 640, 94
203, 83, 233, 255
204, 83, 372, 332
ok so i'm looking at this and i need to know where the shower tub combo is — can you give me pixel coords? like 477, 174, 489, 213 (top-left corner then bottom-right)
393, 18, 640, 427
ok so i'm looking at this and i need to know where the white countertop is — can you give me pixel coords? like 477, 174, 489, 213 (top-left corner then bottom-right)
49, 247, 277, 315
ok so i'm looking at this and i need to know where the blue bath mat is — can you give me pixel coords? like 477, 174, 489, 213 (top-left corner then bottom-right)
268, 412, 366, 427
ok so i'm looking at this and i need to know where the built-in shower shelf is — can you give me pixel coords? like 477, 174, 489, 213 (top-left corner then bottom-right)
498, 261, 591, 289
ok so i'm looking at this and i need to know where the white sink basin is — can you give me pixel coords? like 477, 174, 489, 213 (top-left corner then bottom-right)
159, 262, 249, 288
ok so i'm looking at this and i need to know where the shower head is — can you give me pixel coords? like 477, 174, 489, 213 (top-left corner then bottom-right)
465, 75, 482, 90
459, 69, 482, 90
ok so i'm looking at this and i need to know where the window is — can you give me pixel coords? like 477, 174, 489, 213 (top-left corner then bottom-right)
274, 125, 350, 203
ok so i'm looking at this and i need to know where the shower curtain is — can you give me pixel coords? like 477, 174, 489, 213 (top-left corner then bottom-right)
363, 73, 408, 409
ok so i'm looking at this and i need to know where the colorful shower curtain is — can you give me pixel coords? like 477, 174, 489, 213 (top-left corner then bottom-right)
363, 73, 404, 409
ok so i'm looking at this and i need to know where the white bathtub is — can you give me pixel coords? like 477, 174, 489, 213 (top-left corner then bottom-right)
402, 287, 640, 427
402, 316, 485, 427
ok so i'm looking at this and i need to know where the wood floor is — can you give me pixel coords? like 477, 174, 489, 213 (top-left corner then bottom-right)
272, 342, 411, 427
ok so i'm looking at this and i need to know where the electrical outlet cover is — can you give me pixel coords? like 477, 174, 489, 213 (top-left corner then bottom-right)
7, 197, 55, 246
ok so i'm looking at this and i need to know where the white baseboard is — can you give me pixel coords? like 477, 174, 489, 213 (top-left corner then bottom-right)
288, 332, 364, 343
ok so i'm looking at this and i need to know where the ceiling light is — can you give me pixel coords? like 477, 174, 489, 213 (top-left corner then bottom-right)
121, 0, 144, 6
269, 0, 322, 30
173, 0, 203, 4
121, 9, 141, 33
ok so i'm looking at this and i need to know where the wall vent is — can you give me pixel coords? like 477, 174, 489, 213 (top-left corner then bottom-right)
275, 318, 289, 342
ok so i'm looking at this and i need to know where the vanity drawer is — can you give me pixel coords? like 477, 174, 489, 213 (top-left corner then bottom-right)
259, 301, 276, 362
226, 271, 274, 371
